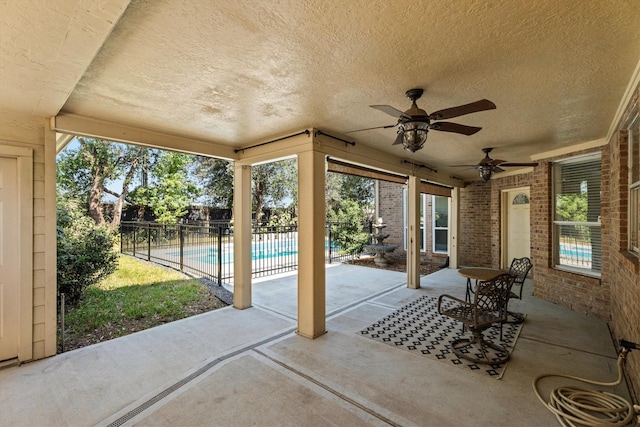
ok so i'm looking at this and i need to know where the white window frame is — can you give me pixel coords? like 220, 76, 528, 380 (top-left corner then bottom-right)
628, 112, 639, 255
552, 153, 602, 278
432, 195, 449, 254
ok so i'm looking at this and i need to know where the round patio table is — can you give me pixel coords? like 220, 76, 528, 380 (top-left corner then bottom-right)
458, 267, 503, 302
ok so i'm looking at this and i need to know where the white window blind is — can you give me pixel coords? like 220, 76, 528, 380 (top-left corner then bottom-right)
553, 156, 601, 276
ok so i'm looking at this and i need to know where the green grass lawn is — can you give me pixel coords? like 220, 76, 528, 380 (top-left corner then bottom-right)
58, 255, 227, 352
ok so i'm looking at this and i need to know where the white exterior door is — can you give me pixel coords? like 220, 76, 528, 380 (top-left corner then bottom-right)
0, 156, 20, 361
506, 188, 531, 263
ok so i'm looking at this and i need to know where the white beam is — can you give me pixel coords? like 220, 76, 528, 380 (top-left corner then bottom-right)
51, 114, 237, 159
315, 130, 461, 188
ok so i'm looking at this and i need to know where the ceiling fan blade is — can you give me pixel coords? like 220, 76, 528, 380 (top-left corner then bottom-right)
429, 99, 496, 120
344, 124, 396, 134
499, 162, 539, 167
370, 105, 411, 119
450, 164, 481, 168
487, 158, 507, 165
392, 132, 404, 145
430, 122, 482, 135
494, 166, 506, 173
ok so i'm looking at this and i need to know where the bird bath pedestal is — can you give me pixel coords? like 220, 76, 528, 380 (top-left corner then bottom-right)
363, 219, 398, 267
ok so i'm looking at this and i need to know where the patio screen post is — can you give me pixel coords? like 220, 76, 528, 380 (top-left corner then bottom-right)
179, 224, 184, 272
297, 150, 326, 338
328, 223, 333, 264
406, 175, 421, 289
217, 226, 223, 285
233, 163, 252, 309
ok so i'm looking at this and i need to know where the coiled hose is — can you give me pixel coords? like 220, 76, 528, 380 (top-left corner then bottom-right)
533, 343, 638, 426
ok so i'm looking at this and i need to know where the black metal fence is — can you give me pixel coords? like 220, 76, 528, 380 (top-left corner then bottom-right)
120, 220, 371, 283
120, 221, 234, 283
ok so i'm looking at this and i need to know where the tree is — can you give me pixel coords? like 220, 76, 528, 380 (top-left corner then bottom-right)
326, 172, 374, 220
129, 151, 200, 224
252, 159, 297, 224
340, 175, 374, 208
192, 156, 234, 209
326, 173, 374, 256
56, 194, 118, 305
192, 157, 297, 224
57, 138, 144, 231
327, 200, 370, 255
556, 193, 587, 222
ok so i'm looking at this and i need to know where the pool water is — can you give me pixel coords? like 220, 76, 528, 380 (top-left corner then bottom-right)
178, 240, 300, 265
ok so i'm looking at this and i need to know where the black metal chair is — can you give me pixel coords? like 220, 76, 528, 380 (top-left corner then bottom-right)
505, 257, 533, 324
507, 257, 533, 300
437, 273, 515, 364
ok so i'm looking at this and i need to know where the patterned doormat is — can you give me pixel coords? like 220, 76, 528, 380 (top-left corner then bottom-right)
358, 295, 524, 379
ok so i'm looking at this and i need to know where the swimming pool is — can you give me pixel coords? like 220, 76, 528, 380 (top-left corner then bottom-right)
177, 239, 300, 265
559, 243, 592, 261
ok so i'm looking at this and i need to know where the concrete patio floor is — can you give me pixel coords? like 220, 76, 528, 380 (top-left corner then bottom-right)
1, 265, 632, 426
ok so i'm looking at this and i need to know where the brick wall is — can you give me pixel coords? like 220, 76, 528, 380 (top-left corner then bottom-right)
454, 143, 639, 400
459, 181, 492, 267
458, 173, 533, 268
377, 180, 405, 249
605, 84, 640, 401
377, 180, 448, 263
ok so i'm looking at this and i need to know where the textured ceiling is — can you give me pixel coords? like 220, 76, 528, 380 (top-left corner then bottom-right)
1, 0, 639, 181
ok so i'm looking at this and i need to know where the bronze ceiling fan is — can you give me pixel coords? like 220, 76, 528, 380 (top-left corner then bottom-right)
452, 147, 538, 181
347, 88, 496, 152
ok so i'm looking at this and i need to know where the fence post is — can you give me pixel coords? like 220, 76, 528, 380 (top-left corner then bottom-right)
133, 225, 137, 257
217, 226, 223, 285
328, 223, 333, 264
147, 223, 151, 261
60, 293, 65, 353
179, 224, 184, 272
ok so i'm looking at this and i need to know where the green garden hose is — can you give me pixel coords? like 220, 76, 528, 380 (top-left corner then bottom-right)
533, 342, 638, 426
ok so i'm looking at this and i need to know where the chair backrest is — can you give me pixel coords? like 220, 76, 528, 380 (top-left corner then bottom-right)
508, 257, 533, 285
474, 273, 516, 322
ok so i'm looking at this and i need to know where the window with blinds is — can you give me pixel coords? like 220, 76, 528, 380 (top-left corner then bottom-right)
432, 195, 449, 253
629, 114, 639, 255
553, 154, 601, 276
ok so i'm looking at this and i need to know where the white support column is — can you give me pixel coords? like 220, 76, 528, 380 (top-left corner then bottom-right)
233, 163, 252, 309
449, 187, 460, 269
296, 150, 326, 338
406, 175, 421, 289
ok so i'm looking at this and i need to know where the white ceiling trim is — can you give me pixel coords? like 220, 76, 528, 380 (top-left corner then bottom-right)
607, 57, 640, 142
530, 139, 607, 161
492, 167, 535, 180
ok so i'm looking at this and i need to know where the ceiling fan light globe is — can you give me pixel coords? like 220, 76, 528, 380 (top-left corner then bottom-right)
479, 166, 493, 181
400, 121, 429, 152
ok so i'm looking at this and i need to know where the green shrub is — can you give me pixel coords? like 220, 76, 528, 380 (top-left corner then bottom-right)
327, 200, 370, 256
57, 196, 118, 305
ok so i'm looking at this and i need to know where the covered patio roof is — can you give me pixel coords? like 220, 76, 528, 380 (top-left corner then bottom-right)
1, 1, 639, 180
